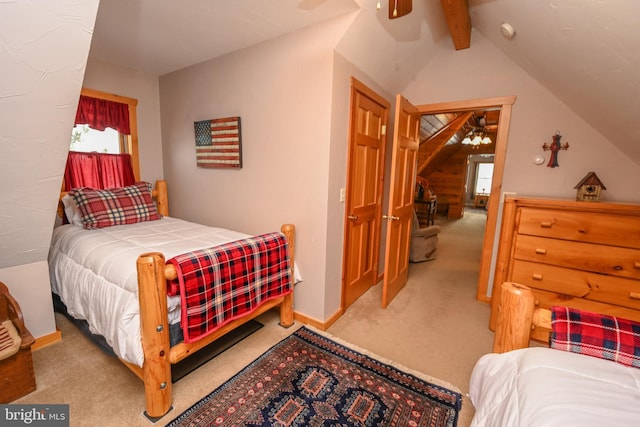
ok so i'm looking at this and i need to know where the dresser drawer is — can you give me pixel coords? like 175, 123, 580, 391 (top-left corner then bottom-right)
518, 207, 640, 249
513, 234, 640, 280
511, 259, 640, 310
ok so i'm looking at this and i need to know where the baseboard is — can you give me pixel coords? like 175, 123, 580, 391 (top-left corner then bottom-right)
293, 307, 343, 332
32, 328, 62, 351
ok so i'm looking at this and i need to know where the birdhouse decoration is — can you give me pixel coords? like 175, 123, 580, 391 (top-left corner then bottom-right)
574, 172, 606, 202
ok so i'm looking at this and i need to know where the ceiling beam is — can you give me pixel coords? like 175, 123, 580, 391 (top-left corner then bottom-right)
440, 0, 471, 50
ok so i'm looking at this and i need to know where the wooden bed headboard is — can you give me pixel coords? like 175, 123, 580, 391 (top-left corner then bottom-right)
492, 281, 551, 354
57, 179, 169, 220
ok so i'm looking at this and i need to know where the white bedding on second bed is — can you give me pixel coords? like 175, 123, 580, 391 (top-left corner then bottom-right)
469, 347, 640, 426
49, 216, 298, 367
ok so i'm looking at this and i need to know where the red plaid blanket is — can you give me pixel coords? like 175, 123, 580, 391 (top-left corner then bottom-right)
166, 232, 292, 343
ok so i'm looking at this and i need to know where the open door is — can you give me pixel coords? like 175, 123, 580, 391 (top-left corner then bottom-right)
381, 95, 420, 308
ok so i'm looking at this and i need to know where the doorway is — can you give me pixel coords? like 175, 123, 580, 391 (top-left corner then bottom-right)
416, 96, 516, 302
341, 93, 516, 310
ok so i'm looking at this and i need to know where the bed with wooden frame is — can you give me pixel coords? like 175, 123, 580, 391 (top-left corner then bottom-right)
469, 281, 640, 426
53, 180, 295, 418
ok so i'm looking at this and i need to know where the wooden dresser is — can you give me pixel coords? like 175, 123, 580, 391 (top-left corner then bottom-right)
489, 196, 640, 341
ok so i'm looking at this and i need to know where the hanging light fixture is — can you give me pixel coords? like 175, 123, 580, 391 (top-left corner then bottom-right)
462, 129, 492, 149
461, 114, 493, 149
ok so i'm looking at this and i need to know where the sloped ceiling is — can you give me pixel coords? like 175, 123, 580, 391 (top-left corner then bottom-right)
88, 0, 640, 165
89, 0, 360, 76
469, 1, 640, 166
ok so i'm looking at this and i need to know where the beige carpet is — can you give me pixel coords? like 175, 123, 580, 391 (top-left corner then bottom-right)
15, 210, 493, 426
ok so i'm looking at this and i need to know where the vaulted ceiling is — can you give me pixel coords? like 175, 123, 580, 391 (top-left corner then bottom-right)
88, 0, 640, 166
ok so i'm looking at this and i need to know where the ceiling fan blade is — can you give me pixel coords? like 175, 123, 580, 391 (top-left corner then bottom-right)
389, 0, 412, 19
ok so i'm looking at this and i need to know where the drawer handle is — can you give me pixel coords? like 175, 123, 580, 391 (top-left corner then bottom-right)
577, 227, 586, 234
635, 262, 640, 270
540, 221, 553, 228
613, 265, 623, 271
630, 292, 640, 300
535, 248, 547, 255
532, 273, 543, 280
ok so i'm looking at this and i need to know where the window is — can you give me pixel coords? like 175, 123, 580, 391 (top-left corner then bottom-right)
71, 125, 123, 153
70, 88, 140, 180
475, 163, 493, 195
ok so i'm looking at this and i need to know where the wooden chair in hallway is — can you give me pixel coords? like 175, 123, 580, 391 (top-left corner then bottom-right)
410, 209, 441, 262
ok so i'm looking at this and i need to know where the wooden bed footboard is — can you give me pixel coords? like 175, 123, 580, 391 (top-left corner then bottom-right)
133, 223, 295, 418
133, 183, 296, 419
492, 282, 551, 354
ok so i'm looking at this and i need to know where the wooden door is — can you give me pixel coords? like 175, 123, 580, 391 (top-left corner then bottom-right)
342, 79, 389, 309
381, 95, 420, 308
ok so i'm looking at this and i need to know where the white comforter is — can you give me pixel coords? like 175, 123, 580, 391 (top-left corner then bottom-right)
469, 347, 640, 427
49, 217, 297, 367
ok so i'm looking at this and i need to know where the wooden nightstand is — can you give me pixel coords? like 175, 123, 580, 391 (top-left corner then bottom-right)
474, 193, 489, 209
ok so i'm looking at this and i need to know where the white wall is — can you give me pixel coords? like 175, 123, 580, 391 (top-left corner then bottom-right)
404, 30, 640, 204
342, 0, 450, 95
158, 15, 355, 322
157, 8, 640, 324
82, 58, 164, 184
0, 1, 99, 337
325, 53, 395, 318
404, 30, 640, 299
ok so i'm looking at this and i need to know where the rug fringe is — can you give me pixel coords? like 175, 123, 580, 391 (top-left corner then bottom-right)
302, 325, 462, 395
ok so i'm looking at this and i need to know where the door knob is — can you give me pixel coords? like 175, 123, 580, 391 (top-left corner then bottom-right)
348, 215, 358, 221
382, 215, 400, 221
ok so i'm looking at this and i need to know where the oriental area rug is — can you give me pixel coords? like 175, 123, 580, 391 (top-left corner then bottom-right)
165, 327, 462, 427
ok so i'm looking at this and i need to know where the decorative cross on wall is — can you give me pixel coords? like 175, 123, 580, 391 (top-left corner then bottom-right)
542, 132, 569, 168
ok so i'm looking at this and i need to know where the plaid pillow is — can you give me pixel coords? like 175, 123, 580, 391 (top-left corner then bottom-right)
550, 306, 640, 368
70, 181, 162, 229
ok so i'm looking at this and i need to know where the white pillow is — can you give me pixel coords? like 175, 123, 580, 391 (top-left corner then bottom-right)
61, 194, 83, 226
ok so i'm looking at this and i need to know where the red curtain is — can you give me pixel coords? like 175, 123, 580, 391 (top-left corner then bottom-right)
75, 95, 131, 135
64, 151, 135, 190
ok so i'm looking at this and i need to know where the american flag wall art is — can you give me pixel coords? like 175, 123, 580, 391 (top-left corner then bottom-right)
194, 116, 242, 169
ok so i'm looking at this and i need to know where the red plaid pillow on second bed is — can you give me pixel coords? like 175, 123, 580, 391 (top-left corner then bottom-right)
550, 306, 640, 368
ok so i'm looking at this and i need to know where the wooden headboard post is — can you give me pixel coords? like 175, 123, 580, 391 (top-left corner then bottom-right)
493, 282, 535, 353
153, 180, 169, 217
493, 281, 553, 353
